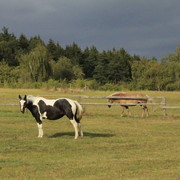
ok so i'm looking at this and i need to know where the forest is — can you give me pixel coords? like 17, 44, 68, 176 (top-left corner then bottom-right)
0, 27, 179, 91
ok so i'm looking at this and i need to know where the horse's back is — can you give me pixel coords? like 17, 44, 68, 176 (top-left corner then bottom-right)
108, 92, 148, 104
111, 92, 147, 97
58, 98, 83, 120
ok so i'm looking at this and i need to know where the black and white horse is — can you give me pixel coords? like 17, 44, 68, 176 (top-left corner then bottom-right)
18, 95, 83, 139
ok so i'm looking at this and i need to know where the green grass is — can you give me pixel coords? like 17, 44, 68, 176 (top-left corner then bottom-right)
0, 88, 179, 179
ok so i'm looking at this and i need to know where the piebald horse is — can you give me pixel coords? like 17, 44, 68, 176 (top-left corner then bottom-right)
19, 95, 83, 139
107, 92, 149, 117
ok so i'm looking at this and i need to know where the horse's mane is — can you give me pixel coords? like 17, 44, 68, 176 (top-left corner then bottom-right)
26, 95, 58, 104
27, 95, 44, 103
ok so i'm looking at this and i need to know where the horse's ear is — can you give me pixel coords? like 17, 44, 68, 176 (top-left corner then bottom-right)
19, 95, 22, 100
24, 95, 27, 100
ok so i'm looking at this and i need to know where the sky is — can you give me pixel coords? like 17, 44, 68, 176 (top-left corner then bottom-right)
0, 0, 180, 59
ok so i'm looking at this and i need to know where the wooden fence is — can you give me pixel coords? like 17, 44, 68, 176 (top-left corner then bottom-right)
77, 95, 168, 116
0, 95, 179, 116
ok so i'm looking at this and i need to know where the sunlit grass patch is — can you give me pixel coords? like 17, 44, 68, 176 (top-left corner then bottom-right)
0, 88, 179, 179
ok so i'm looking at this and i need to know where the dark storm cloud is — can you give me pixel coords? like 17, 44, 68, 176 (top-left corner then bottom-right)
0, 0, 179, 59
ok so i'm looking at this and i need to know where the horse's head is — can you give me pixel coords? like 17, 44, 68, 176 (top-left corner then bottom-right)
18, 95, 27, 113
107, 98, 113, 108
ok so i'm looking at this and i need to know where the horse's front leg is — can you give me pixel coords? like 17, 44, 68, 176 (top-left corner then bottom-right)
37, 122, 43, 138
121, 106, 125, 117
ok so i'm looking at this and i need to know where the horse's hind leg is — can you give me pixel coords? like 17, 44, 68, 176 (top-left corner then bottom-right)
70, 119, 79, 139
141, 106, 145, 117
121, 106, 129, 117
141, 105, 148, 117
127, 106, 131, 116
78, 123, 83, 137
145, 106, 149, 117
121, 106, 125, 117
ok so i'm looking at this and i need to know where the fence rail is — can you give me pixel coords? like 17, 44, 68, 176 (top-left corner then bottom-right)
161, 106, 180, 116
162, 106, 180, 109
0, 103, 18, 106
80, 102, 165, 106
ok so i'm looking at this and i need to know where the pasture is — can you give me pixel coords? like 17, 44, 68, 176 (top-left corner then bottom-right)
0, 88, 179, 179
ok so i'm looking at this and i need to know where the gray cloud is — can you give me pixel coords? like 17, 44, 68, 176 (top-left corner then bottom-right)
0, 0, 180, 59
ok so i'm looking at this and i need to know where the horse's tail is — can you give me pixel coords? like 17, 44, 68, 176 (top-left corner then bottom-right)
74, 101, 83, 121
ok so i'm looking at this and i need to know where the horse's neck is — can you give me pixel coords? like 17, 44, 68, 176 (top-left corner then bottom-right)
26, 101, 35, 114
26, 98, 47, 116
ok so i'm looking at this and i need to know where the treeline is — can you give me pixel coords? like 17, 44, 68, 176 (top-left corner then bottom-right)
0, 27, 179, 91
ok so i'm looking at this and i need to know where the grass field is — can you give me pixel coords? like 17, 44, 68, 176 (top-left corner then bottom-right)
0, 88, 179, 179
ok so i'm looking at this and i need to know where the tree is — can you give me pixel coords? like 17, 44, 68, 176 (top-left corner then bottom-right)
28, 36, 45, 51
162, 46, 180, 63
0, 61, 19, 86
161, 46, 180, 90
0, 41, 19, 66
0, 27, 19, 66
0, 61, 12, 84
93, 51, 110, 84
93, 49, 132, 84
108, 49, 132, 83
131, 58, 155, 90
51, 57, 84, 81
130, 57, 180, 91
47, 39, 64, 61
19, 44, 52, 82
0, 27, 15, 41
64, 42, 83, 65
82, 46, 99, 79
18, 34, 29, 54
52, 57, 74, 81
72, 65, 84, 79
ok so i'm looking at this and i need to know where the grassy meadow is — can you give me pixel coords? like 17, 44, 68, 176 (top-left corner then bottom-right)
0, 88, 179, 180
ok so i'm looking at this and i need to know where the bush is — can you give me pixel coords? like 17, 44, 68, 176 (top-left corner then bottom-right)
98, 83, 126, 91
70, 79, 99, 90
165, 83, 180, 91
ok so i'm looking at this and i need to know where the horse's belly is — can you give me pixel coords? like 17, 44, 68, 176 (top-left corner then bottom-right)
116, 100, 138, 105
46, 110, 64, 120
47, 114, 64, 120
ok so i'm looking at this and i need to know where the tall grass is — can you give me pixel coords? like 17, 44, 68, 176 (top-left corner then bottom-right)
0, 88, 179, 179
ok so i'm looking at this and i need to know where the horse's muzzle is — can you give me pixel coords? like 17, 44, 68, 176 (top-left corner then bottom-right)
21, 108, 25, 113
